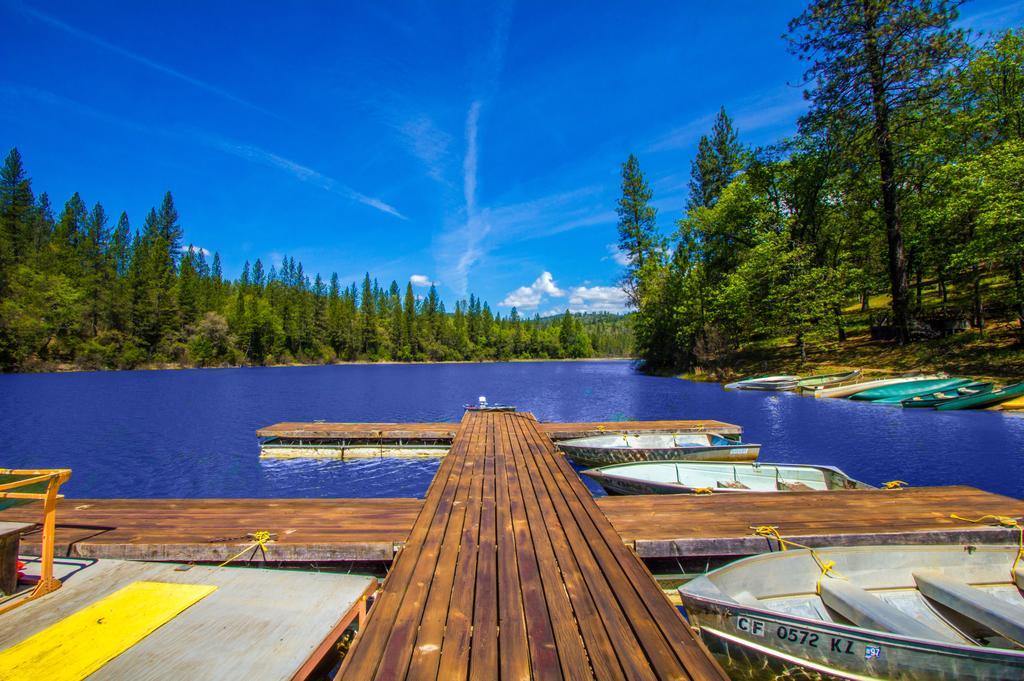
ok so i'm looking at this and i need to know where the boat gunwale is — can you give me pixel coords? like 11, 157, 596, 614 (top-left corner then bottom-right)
583, 461, 869, 494
681, 583, 1024, 662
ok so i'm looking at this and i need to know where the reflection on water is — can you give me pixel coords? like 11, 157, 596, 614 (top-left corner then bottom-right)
0, 360, 1021, 499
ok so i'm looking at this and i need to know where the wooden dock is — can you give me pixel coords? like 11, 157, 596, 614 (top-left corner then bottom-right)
336, 410, 727, 680
5, 412, 1024, 679
256, 418, 744, 441
600, 485, 1024, 557
3, 487, 1023, 563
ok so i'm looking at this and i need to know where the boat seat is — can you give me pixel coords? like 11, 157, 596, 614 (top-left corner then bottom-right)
778, 480, 813, 492
914, 570, 1024, 646
716, 480, 749, 489
819, 580, 961, 643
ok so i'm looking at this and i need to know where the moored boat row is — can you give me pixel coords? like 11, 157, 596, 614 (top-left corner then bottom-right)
725, 369, 1024, 410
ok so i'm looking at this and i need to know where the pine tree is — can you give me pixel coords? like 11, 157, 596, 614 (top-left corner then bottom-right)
616, 154, 662, 306
80, 202, 112, 336
156, 192, 183, 263
788, 0, 967, 343
0, 148, 35, 289
688, 107, 743, 211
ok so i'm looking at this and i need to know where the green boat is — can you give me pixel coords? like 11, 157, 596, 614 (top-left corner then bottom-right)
869, 378, 973, 404
795, 369, 861, 393
901, 382, 994, 408
849, 377, 969, 401
935, 381, 1024, 411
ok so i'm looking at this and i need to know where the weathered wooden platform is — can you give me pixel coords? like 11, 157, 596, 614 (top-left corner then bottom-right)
1, 498, 421, 562
600, 485, 1024, 557
257, 418, 743, 441
4, 556, 376, 680
3, 487, 1023, 563
336, 411, 727, 680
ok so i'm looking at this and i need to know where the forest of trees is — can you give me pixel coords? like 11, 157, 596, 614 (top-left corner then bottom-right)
618, 4, 1023, 372
0, 152, 632, 371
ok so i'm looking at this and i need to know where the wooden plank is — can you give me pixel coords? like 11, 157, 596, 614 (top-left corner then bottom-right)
506, 413, 622, 681
501, 412, 561, 679
599, 486, 1024, 557
336, 420, 475, 679
1, 557, 374, 681
257, 422, 458, 439
524, 415, 727, 679
541, 419, 742, 439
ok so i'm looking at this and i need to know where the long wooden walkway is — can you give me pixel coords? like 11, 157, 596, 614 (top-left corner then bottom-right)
336, 411, 727, 680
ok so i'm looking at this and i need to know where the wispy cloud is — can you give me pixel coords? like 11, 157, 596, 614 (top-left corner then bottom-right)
958, 0, 1024, 32
0, 84, 402, 218
463, 101, 482, 215
193, 133, 407, 219
10, 2, 275, 117
603, 243, 630, 267
647, 87, 807, 152
398, 116, 451, 182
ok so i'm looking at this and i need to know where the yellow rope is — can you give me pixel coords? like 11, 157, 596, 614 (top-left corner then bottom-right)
950, 513, 1024, 578
882, 480, 908, 489
693, 487, 714, 495
751, 525, 845, 593
218, 530, 273, 567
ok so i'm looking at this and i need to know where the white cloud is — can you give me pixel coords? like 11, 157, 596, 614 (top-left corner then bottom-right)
409, 274, 435, 287
566, 285, 629, 313
499, 271, 565, 309
182, 245, 211, 257
603, 243, 631, 267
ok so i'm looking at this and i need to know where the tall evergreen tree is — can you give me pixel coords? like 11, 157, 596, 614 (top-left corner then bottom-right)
616, 154, 663, 308
788, 0, 967, 342
688, 107, 743, 211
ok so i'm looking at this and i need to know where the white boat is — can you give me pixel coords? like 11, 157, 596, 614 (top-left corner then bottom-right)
581, 461, 873, 495
814, 375, 939, 399
679, 544, 1024, 680
556, 433, 759, 467
725, 375, 801, 391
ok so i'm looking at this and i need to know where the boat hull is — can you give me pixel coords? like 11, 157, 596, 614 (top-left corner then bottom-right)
583, 462, 871, 496
849, 377, 969, 401
936, 382, 1024, 411
560, 443, 759, 468
682, 601, 1024, 681
901, 382, 994, 408
815, 375, 936, 399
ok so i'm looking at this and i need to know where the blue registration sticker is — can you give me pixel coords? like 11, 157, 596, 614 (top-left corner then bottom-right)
865, 645, 882, 660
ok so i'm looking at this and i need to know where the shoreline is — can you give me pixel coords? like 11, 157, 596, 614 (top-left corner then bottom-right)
6, 356, 638, 376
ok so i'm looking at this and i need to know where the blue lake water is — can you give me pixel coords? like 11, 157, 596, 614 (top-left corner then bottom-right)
0, 360, 1022, 499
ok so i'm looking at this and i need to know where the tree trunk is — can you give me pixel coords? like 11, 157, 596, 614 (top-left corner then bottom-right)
938, 272, 947, 310
915, 269, 923, 312
860, 289, 870, 312
864, 14, 910, 344
834, 304, 847, 342
972, 268, 984, 333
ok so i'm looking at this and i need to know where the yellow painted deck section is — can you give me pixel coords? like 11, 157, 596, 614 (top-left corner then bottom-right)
0, 581, 216, 681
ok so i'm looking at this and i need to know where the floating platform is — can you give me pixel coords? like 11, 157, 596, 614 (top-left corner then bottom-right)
2, 487, 1021, 564
256, 418, 744, 458
1, 556, 375, 680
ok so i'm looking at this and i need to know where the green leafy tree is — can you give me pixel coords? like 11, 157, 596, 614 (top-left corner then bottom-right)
788, 0, 967, 343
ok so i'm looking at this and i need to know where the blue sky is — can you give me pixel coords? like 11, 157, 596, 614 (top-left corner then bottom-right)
2, 1, 1021, 315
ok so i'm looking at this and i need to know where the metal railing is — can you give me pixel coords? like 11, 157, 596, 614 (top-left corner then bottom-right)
0, 468, 71, 615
